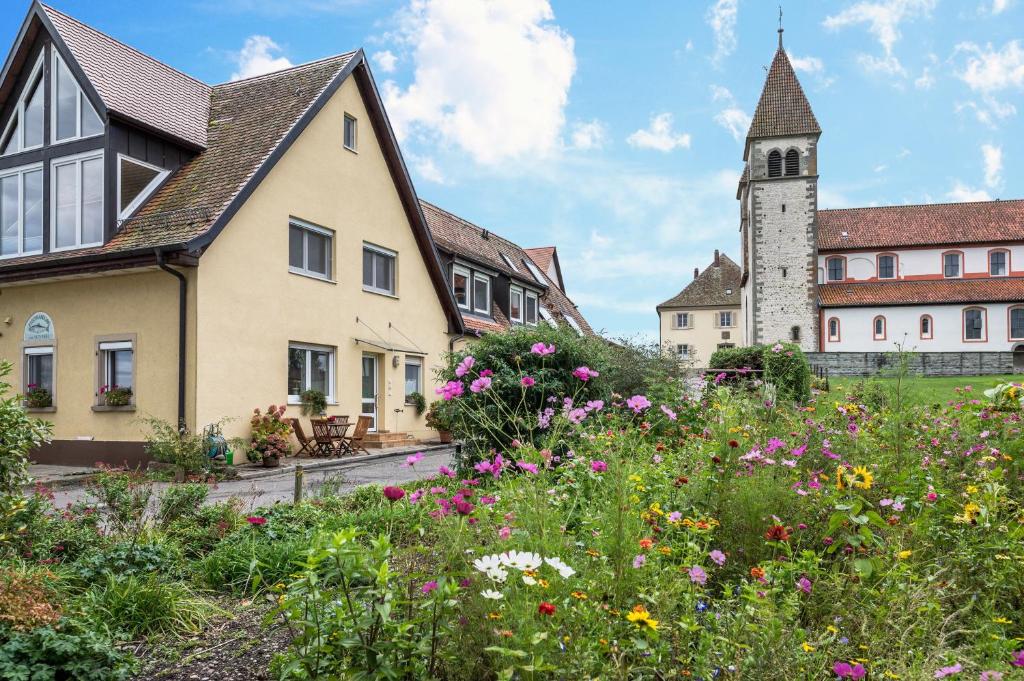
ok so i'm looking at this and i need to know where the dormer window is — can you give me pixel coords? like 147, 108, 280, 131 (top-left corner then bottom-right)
0, 163, 43, 257
117, 155, 168, 220
784, 149, 799, 176
510, 285, 523, 323
51, 151, 103, 251
767, 150, 782, 177
0, 54, 44, 156
523, 257, 545, 284
472, 273, 490, 315
52, 51, 102, 144
501, 253, 519, 272
452, 265, 470, 310
524, 290, 538, 325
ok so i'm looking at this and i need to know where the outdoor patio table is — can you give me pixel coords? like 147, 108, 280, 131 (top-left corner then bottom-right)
327, 421, 354, 455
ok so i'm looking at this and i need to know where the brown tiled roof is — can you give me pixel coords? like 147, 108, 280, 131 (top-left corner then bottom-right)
524, 247, 555, 275
747, 47, 820, 139
658, 254, 741, 309
42, 4, 210, 148
819, 277, 1024, 307
819, 199, 1024, 251
420, 201, 595, 335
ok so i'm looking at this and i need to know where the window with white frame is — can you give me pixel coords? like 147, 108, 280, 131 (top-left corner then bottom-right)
52, 51, 102, 144
990, 250, 1008, 276
0, 54, 44, 156
920, 315, 933, 340
826, 257, 845, 281
288, 343, 334, 403
523, 258, 545, 284
452, 265, 470, 309
1010, 307, 1024, 340
1, 163, 42, 257
500, 253, 519, 272
673, 312, 690, 329
827, 317, 840, 342
24, 345, 54, 402
963, 308, 985, 341
117, 155, 168, 219
872, 316, 886, 340
509, 285, 523, 323
524, 290, 538, 325
472, 273, 490, 315
943, 252, 962, 278
676, 344, 690, 359
363, 243, 396, 295
343, 114, 357, 151
289, 219, 332, 279
404, 356, 422, 402
51, 151, 103, 250
718, 311, 733, 328
539, 306, 555, 326
98, 339, 134, 403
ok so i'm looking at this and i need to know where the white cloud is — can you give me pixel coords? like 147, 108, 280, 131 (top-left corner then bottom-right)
823, 0, 936, 78
706, 0, 738, 65
230, 35, 293, 80
569, 120, 608, 150
955, 96, 1018, 128
372, 50, 398, 73
946, 181, 992, 202
986, 0, 1013, 14
789, 55, 824, 74
874, 164, 888, 173
684, 39, 695, 52
955, 40, 1024, 92
715, 108, 751, 142
982, 144, 1003, 188
914, 66, 935, 89
626, 113, 692, 152
412, 155, 446, 184
381, 0, 575, 166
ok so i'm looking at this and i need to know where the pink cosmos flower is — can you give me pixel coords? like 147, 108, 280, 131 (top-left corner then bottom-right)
530, 342, 556, 356
572, 366, 599, 382
632, 554, 646, 569
709, 550, 726, 566
1012, 650, 1024, 667
436, 380, 464, 401
438, 465, 456, 478
688, 566, 707, 585
454, 356, 475, 378
470, 376, 492, 393
625, 395, 651, 413
480, 369, 494, 378
455, 500, 474, 515
568, 408, 587, 424
498, 526, 512, 540
591, 460, 607, 472
517, 461, 538, 474
660, 404, 677, 420
979, 671, 1004, 681
833, 662, 866, 679
521, 376, 536, 387
403, 452, 424, 467
585, 400, 604, 411
797, 576, 812, 594
421, 580, 438, 595
934, 664, 962, 678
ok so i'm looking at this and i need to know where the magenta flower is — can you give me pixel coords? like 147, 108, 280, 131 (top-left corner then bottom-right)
470, 376, 492, 393
797, 576, 812, 594
572, 366, 599, 382
383, 486, 405, 502
688, 566, 707, 585
438, 465, 456, 478
660, 404, 677, 420
632, 554, 646, 569
709, 550, 726, 566
421, 580, 438, 595
1012, 650, 1024, 667
517, 461, 539, 474
832, 662, 866, 679
454, 356, 475, 378
455, 500, 475, 515
530, 342, 556, 356
625, 395, 651, 413
408, 489, 424, 504
521, 375, 536, 387
498, 525, 511, 540
934, 664, 962, 678
480, 369, 493, 377
436, 380, 464, 401
402, 452, 424, 467
591, 460, 607, 472
246, 516, 267, 526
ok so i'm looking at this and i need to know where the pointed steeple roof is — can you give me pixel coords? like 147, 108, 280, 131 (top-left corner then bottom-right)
746, 45, 820, 139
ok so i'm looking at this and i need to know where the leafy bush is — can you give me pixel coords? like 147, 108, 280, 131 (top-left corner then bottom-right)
142, 417, 214, 474
601, 335, 687, 399
77, 573, 217, 639
71, 540, 183, 584
164, 499, 242, 558
157, 483, 209, 529
709, 344, 764, 371
299, 389, 327, 416
83, 467, 153, 537
0, 618, 136, 680
249, 405, 291, 461
761, 341, 812, 403
0, 565, 61, 632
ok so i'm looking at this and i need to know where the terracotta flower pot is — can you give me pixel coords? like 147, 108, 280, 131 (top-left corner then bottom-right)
438, 431, 453, 444
262, 455, 280, 468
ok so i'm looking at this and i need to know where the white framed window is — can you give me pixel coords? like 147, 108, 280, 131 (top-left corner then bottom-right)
565, 315, 582, 334
452, 265, 470, 309
343, 114, 357, 151
673, 312, 690, 329
523, 258, 546, 284
0, 162, 43, 257
827, 317, 840, 342
963, 307, 986, 342
472, 273, 491, 315
363, 243, 396, 295
52, 51, 102, 144
943, 252, 962, 279
404, 356, 422, 402
524, 290, 538, 325
1009, 306, 1024, 341
289, 218, 333, 280
989, 250, 1008, 277
676, 344, 690, 359
826, 257, 845, 282
509, 285, 523, 323
24, 344, 54, 403
718, 311, 733, 328
288, 342, 335, 404
51, 150, 103, 251
920, 315, 933, 340
97, 338, 134, 405
500, 253, 520, 272
0, 54, 44, 157
539, 305, 556, 327
117, 155, 168, 220
872, 316, 886, 341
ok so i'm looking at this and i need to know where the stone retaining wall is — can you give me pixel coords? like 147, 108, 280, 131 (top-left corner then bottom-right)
805, 352, 1015, 377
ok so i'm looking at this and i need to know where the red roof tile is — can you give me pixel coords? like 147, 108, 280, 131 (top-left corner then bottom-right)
819, 199, 1024, 251
658, 254, 741, 309
819, 277, 1024, 307
746, 47, 820, 139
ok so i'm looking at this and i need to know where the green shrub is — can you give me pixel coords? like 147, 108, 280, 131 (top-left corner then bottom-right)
157, 483, 209, 529
77, 573, 217, 639
71, 539, 183, 583
761, 341, 812, 403
0, 618, 136, 680
708, 345, 765, 371
165, 499, 242, 558
142, 417, 217, 475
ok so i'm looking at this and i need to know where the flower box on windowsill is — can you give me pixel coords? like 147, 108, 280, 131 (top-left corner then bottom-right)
92, 404, 136, 413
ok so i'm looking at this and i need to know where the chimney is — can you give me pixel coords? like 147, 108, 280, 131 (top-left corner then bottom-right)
693, 267, 699, 280
714, 249, 720, 266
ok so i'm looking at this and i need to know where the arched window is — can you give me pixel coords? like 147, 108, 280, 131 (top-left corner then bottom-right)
790, 325, 801, 342
767, 150, 782, 177
1010, 306, 1024, 341
826, 256, 845, 282
827, 317, 840, 342
920, 314, 933, 340
784, 149, 799, 176
872, 315, 886, 341
963, 307, 986, 342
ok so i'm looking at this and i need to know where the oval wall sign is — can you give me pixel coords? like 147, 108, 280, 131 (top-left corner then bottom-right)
24, 312, 54, 341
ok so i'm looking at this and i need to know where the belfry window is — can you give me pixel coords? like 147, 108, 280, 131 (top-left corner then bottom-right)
767, 150, 782, 178
784, 149, 799, 176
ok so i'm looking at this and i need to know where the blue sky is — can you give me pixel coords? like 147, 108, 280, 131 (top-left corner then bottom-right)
5, 0, 1022, 340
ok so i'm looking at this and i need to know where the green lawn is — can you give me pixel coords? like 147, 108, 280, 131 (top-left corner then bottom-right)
830, 373, 1024, 407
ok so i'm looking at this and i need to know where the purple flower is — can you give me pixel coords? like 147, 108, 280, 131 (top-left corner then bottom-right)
625, 395, 651, 414
568, 408, 588, 424
660, 404, 677, 420
934, 664, 962, 678
455, 356, 475, 378
667, 511, 682, 523
521, 375, 536, 387
572, 366, 599, 382
591, 460, 607, 472
709, 550, 726, 566
409, 489, 424, 504
470, 376, 492, 393
797, 576, 812, 594
530, 342, 556, 356
402, 452, 424, 467
832, 662, 865, 679
1012, 650, 1024, 667
421, 580, 438, 595
585, 400, 604, 411
688, 566, 707, 585
436, 380, 464, 401
438, 465, 456, 478
632, 554, 646, 569
517, 461, 538, 474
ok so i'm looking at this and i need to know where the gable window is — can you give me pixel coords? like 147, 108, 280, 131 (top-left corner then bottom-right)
676, 344, 690, 359
718, 311, 733, 328
0, 54, 44, 156
963, 307, 986, 341
943, 252, 962, 278
784, 149, 799, 176
1009, 306, 1024, 340
362, 243, 396, 295
288, 219, 332, 280
52, 51, 102, 144
117, 155, 168, 219
877, 254, 896, 279
343, 114, 357, 151
872, 315, 886, 340
673, 312, 690, 329
51, 151, 103, 251
989, 250, 1008, 276
509, 285, 523, 323
452, 265, 470, 309
524, 290, 538, 325
920, 314, 933, 340
24, 345, 54, 407
404, 356, 422, 402
827, 317, 840, 342
0, 163, 43, 257
97, 338, 134, 406
472, 273, 491, 315
826, 256, 845, 281
288, 342, 334, 404
767, 150, 782, 177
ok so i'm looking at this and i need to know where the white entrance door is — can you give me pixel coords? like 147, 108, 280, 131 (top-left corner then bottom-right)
361, 354, 378, 432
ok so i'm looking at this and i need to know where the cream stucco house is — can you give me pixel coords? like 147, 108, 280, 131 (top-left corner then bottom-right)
0, 3, 466, 464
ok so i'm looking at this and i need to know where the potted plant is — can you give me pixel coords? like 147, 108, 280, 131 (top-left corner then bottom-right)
299, 389, 327, 417
425, 400, 456, 444
407, 391, 427, 416
25, 384, 52, 409
249, 404, 292, 467
100, 384, 132, 407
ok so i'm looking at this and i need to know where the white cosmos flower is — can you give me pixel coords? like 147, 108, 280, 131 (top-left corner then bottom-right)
488, 567, 509, 583
473, 554, 502, 574
499, 550, 542, 572
544, 556, 576, 579
481, 589, 504, 600
522, 574, 537, 586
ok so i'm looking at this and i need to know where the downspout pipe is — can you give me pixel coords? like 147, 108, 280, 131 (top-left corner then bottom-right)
156, 250, 187, 428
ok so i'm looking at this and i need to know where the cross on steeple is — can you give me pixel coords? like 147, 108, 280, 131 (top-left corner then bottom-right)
778, 5, 784, 48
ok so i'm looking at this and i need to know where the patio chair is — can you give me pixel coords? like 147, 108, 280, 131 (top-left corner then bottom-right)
309, 419, 341, 458
289, 418, 316, 458
344, 416, 372, 456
